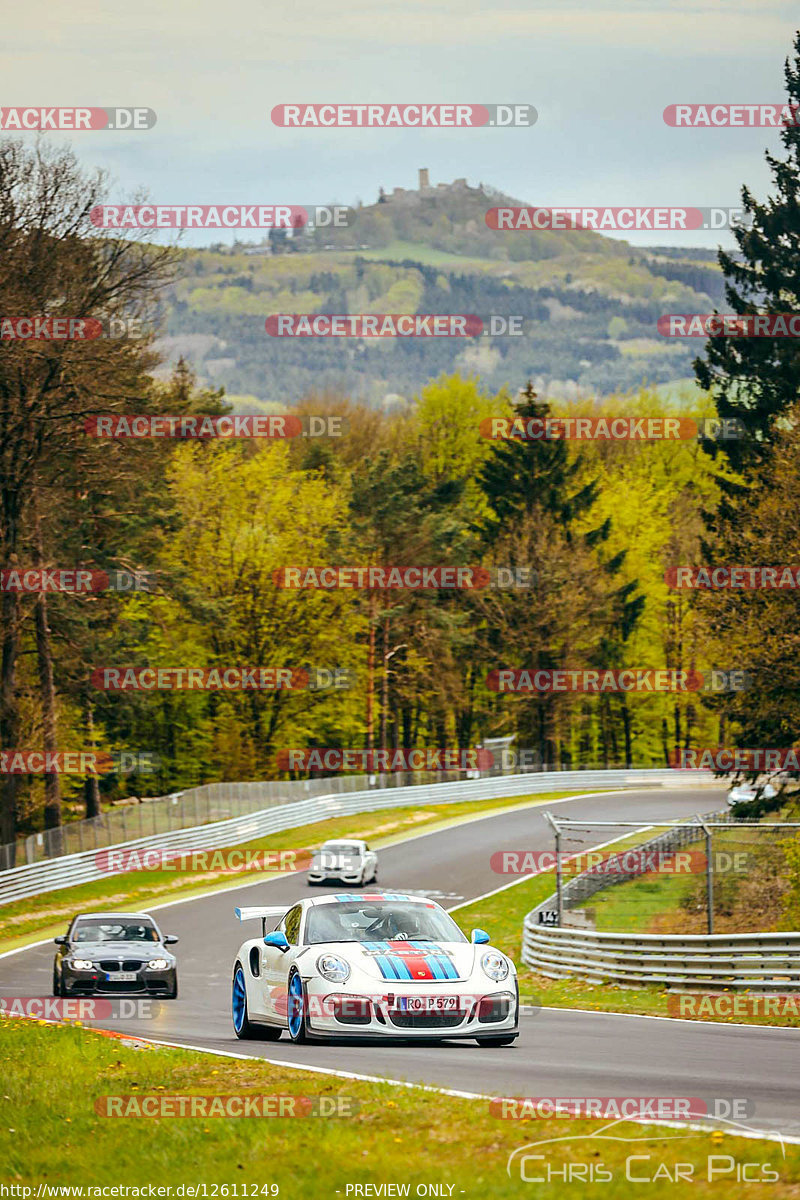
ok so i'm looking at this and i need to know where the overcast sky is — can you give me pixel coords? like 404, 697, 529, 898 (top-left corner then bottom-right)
3, 0, 799, 249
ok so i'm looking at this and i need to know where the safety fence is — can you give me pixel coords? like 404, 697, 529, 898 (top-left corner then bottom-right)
528, 810, 729, 921
521, 810, 800, 988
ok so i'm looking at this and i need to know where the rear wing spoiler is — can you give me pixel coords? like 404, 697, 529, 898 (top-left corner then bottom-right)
235, 906, 289, 937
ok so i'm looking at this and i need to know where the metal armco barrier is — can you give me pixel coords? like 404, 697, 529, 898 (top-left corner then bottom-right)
0, 768, 712, 905
521, 924, 800, 989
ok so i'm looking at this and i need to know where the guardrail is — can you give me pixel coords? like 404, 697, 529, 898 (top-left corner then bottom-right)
521, 925, 800, 989
5, 773, 414, 869
0, 767, 713, 906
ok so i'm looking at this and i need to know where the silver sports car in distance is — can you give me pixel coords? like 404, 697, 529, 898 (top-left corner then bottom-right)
53, 911, 179, 998
728, 781, 777, 806
307, 839, 378, 887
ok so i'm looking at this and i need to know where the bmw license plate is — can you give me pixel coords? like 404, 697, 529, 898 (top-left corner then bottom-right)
106, 971, 137, 981
398, 995, 458, 1012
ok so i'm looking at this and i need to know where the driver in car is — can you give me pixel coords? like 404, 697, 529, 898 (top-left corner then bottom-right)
366, 909, 422, 941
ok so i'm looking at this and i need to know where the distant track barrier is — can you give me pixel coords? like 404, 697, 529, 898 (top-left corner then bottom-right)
0, 768, 713, 906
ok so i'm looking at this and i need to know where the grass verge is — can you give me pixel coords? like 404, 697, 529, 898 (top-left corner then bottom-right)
1, 1018, 796, 1195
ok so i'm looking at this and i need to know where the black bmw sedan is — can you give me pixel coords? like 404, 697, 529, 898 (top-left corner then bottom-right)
53, 911, 179, 998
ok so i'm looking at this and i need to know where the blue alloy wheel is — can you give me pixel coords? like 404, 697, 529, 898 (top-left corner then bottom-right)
288, 971, 307, 1041
232, 967, 247, 1034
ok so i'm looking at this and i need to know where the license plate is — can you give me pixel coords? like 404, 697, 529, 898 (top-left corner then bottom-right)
106, 971, 137, 982
398, 995, 458, 1012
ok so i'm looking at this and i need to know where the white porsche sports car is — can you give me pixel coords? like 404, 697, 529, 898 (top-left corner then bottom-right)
307, 839, 378, 887
231, 892, 519, 1046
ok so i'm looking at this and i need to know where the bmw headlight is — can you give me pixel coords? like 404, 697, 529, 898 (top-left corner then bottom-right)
481, 951, 510, 981
70, 959, 94, 971
317, 954, 350, 984
146, 959, 169, 971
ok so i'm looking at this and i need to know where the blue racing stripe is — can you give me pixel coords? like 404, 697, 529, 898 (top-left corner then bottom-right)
362, 941, 413, 981
409, 942, 460, 981
436, 955, 460, 980
426, 955, 446, 980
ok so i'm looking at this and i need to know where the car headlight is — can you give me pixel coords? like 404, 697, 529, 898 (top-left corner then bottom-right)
146, 959, 170, 971
70, 959, 94, 971
481, 951, 510, 981
317, 954, 350, 984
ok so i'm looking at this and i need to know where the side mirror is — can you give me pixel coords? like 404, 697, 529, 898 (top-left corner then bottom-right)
471, 928, 490, 945
54, 935, 67, 945
264, 931, 290, 952
163, 935, 179, 945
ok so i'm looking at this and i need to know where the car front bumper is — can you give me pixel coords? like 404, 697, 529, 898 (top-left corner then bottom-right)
300, 977, 519, 1040
62, 965, 176, 995
307, 871, 364, 884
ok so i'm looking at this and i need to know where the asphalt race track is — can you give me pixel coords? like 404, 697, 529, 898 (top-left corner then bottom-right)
3, 787, 800, 1138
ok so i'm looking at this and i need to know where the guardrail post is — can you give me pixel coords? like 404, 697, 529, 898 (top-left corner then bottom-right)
543, 811, 563, 926
695, 813, 714, 935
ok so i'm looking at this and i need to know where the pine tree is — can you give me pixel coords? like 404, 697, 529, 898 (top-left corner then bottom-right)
476, 383, 597, 536
695, 32, 800, 473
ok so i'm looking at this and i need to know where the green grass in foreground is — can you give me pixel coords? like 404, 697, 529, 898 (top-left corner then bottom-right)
1, 1019, 796, 1195
453, 861, 800, 1028
0, 790, 593, 952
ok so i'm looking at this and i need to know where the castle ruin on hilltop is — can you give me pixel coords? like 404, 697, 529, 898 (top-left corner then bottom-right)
378, 169, 486, 205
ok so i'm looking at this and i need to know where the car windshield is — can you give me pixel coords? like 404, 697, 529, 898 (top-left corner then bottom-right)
319, 843, 361, 855
304, 902, 468, 945
71, 919, 160, 944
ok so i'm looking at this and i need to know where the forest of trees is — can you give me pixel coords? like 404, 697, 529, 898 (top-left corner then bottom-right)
2, 33, 800, 857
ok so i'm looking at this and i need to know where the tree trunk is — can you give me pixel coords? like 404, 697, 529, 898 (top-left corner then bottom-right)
0, 587, 22, 866
620, 698, 633, 768
84, 699, 101, 818
33, 510, 62, 833
365, 594, 376, 752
